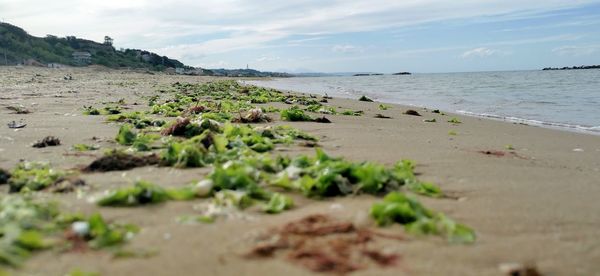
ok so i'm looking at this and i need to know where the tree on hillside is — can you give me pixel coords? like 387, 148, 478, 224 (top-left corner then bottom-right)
104, 36, 113, 46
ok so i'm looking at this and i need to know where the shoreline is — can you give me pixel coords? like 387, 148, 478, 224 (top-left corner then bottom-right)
246, 77, 600, 137
1, 67, 599, 275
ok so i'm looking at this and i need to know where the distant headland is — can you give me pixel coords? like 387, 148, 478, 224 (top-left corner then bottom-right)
542, 65, 600, 71
0, 22, 291, 77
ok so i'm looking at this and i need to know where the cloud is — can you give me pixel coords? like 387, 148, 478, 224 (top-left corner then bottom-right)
552, 44, 600, 56
256, 56, 281, 62
331, 44, 363, 53
197, 60, 230, 69
3, 0, 599, 66
461, 47, 497, 58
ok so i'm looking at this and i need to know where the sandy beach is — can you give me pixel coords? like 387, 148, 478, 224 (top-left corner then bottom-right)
1, 66, 600, 276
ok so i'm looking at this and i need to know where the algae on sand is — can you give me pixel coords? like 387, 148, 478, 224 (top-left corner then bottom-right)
370, 192, 475, 243
0, 197, 138, 268
8, 162, 66, 193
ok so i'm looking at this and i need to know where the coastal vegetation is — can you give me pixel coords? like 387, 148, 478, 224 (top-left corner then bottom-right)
0, 23, 186, 70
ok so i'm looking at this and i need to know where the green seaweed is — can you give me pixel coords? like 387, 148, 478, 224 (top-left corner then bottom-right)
97, 181, 171, 206
263, 193, 294, 214
370, 192, 475, 243
448, 118, 462, 124
82, 106, 100, 115
116, 124, 161, 151
115, 124, 137, 146
86, 213, 139, 248
378, 104, 390, 110
0, 197, 137, 268
280, 106, 313, 121
341, 110, 364, 116
72, 144, 100, 151
107, 112, 165, 129
8, 162, 66, 193
102, 105, 122, 115
65, 269, 100, 276
176, 215, 215, 224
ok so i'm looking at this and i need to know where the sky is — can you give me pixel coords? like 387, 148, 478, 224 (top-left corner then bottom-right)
2, 0, 600, 73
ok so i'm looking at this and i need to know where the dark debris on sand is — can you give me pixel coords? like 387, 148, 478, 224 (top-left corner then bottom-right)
478, 150, 528, 160
83, 151, 160, 172
47, 177, 86, 193
358, 95, 374, 102
161, 117, 191, 136
233, 108, 272, 123
32, 136, 61, 148
7, 120, 27, 129
314, 116, 332, 123
404, 110, 421, 116
0, 168, 10, 184
246, 214, 402, 274
374, 114, 392, 119
6, 106, 31, 114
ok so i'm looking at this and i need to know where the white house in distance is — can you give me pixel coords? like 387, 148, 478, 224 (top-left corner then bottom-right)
72, 51, 92, 65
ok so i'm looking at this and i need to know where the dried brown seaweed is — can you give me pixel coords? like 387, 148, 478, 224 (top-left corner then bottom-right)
314, 116, 332, 123
374, 114, 391, 119
32, 136, 61, 148
246, 214, 401, 274
404, 109, 421, 116
83, 151, 160, 172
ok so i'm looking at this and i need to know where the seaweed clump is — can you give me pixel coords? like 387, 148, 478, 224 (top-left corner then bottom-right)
0, 197, 138, 267
32, 136, 61, 148
97, 180, 213, 207
97, 181, 172, 206
233, 108, 272, 123
448, 117, 462, 124
271, 150, 442, 198
280, 106, 313, 122
83, 150, 160, 172
404, 109, 421, 116
358, 95, 374, 102
246, 214, 401, 273
0, 168, 10, 184
374, 114, 391, 119
370, 192, 475, 243
8, 162, 65, 192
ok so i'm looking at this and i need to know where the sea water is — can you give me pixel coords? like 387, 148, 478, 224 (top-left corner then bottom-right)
248, 70, 600, 135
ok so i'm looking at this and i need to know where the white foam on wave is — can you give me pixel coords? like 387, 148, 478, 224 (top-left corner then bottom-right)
456, 110, 600, 135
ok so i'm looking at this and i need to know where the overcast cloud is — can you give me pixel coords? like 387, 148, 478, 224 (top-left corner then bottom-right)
3, 0, 600, 71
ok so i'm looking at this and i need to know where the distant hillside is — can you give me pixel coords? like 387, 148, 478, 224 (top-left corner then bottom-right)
0, 22, 189, 71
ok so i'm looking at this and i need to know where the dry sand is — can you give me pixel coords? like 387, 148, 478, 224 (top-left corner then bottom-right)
1, 66, 599, 276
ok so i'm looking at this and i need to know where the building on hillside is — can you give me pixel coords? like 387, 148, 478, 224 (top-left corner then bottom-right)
165, 67, 176, 74
23, 59, 45, 67
72, 51, 92, 65
141, 54, 152, 62
47, 63, 65, 68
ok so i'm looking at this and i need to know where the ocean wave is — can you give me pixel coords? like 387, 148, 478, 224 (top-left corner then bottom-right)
456, 110, 600, 134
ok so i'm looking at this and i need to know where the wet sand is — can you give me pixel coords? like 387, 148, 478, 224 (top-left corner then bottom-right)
1, 66, 599, 275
